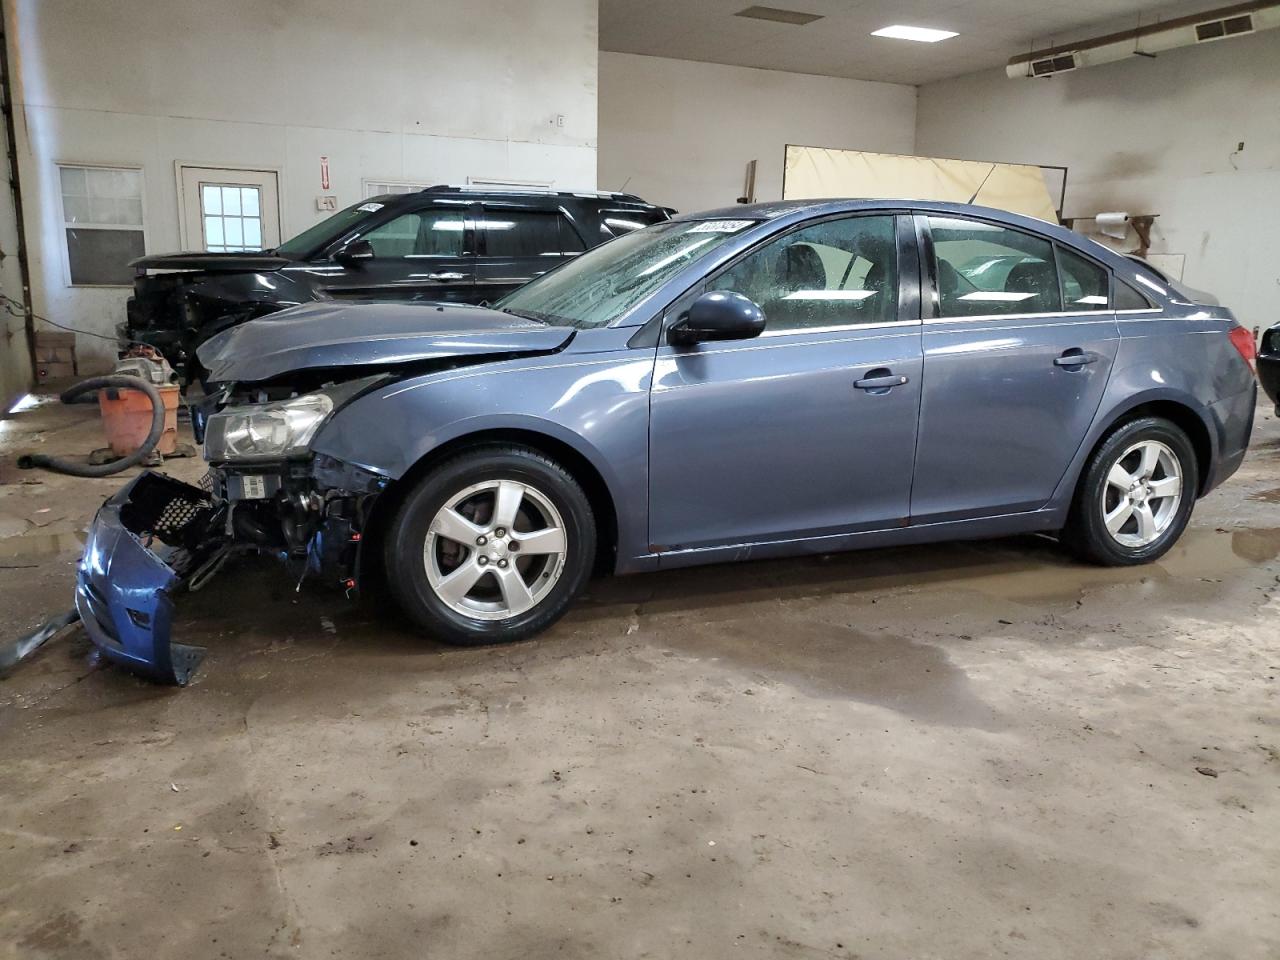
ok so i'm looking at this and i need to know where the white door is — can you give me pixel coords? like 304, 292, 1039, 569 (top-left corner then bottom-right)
179, 166, 281, 253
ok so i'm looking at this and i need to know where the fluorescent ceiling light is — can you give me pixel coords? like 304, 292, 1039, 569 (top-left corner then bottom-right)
871, 24, 958, 42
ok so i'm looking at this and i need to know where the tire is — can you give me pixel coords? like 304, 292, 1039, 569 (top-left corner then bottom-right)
384, 445, 595, 645
1062, 417, 1198, 566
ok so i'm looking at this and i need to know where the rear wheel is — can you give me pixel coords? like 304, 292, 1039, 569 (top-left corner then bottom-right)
1063, 417, 1197, 566
384, 446, 595, 645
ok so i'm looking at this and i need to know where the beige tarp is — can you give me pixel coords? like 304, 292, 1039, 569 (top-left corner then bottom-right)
782, 145, 1058, 222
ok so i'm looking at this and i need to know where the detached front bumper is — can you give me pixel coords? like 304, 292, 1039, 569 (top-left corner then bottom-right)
77, 472, 223, 685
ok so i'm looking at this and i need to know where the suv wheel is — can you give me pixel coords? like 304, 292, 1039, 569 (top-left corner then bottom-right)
384, 445, 595, 645
1063, 416, 1197, 566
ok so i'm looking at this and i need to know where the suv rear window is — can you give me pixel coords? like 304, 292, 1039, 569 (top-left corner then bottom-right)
600, 208, 668, 238
479, 210, 585, 257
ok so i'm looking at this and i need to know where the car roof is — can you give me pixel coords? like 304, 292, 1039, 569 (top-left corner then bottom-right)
398, 185, 665, 209
677, 197, 1061, 223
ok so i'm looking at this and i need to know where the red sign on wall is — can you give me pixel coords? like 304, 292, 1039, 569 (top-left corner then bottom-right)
320, 156, 330, 191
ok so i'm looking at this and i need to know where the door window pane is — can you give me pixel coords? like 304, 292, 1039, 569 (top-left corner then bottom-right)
480, 210, 585, 257
1057, 246, 1109, 311
201, 183, 264, 253
59, 164, 144, 285
929, 217, 1061, 317
710, 215, 899, 330
361, 209, 465, 257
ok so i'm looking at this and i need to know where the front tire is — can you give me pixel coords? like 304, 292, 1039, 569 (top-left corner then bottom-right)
1063, 416, 1197, 566
384, 445, 596, 645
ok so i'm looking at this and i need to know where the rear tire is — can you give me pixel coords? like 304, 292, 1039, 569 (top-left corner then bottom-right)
1062, 416, 1197, 566
384, 445, 595, 645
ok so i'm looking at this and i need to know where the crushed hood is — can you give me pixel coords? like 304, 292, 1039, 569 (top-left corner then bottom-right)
197, 301, 573, 383
131, 251, 293, 273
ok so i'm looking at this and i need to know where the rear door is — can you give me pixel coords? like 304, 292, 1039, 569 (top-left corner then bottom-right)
910, 213, 1120, 521
313, 202, 476, 302
472, 203, 587, 302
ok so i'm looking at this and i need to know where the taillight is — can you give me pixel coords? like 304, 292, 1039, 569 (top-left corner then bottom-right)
1228, 325, 1257, 373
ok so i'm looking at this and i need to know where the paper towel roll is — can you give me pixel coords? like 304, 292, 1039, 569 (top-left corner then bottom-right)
1095, 211, 1129, 240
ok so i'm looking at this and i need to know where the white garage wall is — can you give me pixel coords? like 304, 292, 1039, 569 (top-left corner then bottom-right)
0, 110, 30, 410
598, 52, 917, 215
7, 0, 599, 371
915, 28, 1280, 334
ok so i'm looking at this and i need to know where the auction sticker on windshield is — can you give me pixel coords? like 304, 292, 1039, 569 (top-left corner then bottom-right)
688, 220, 755, 233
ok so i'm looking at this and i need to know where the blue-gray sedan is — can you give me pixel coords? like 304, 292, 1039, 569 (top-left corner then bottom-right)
77, 200, 1257, 683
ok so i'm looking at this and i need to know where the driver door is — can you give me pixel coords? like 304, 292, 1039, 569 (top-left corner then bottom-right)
648, 213, 923, 554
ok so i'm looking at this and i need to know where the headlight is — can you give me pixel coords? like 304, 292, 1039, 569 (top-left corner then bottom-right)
204, 393, 333, 462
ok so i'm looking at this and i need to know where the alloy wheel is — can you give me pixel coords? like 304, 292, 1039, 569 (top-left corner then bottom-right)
423, 479, 568, 620
1100, 439, 1183, 549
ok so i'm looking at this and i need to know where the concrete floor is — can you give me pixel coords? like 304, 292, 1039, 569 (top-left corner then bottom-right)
1, 394, 1278, 960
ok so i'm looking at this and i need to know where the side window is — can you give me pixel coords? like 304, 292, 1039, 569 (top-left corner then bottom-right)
710, 215, 899, 331
361, 209, 465, 258
1115, 278, 1155, 310
480, 210, 585, 257
1057, 246, 1110, 311
928, 216, 1061, 317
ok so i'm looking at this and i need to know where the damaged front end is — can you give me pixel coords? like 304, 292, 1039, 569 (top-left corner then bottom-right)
78, 386, 389, 686
78, 299, 574, 684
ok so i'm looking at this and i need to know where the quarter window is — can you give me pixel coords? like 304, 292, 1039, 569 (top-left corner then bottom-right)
361, 209, 465, 258
1057, 246, 1110, 312
479, 210, 585, 257
1115, 279, 1154, 310
711, 215, 899, 330
58, 164, 145, 286
928, 216, 1061, 317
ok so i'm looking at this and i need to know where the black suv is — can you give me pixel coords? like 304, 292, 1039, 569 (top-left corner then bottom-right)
125, 185, 673, 381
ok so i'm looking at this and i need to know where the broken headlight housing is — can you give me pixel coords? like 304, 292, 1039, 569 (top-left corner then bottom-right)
203, 393, 333, 463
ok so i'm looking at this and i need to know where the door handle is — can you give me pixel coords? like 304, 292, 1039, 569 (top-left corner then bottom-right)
854, 372, 909, 391
1054, 348, 1098, 368
425, 272, 465, 281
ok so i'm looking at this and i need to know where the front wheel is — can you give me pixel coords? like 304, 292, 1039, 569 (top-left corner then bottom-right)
384, 445, 596, 645
1062, 417, 1197, 566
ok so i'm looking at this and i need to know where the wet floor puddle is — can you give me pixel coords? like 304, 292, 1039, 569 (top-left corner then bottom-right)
668, 617, 1005, 731
580, 526, 1280, 618
0, 530, 85, 559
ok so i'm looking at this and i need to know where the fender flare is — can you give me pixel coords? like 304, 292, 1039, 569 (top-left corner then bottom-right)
1048, 386, 1217, 509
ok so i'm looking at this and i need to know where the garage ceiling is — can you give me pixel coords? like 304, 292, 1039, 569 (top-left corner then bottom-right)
599, 0, 1222, 85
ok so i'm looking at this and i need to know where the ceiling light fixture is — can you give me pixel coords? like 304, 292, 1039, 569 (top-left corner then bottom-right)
735, 6, 824, 26
871, 24, 958, 43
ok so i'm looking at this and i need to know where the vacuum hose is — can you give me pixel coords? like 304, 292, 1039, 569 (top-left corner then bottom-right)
17, 375, 166, 477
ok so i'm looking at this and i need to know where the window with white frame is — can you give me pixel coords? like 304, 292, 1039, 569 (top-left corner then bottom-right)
58, 165, 145, 286
200, 184, 265, 252
364, 180, 432, 198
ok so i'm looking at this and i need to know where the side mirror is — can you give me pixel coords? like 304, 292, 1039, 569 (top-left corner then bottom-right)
669, 291, 766, 346
336, 239, 374, 266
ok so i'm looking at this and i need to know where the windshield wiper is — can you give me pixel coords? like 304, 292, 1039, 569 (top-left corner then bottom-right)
501, 307, 554, 325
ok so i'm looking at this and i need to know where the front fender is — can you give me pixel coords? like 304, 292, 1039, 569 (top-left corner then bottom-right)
310, 351, 655, 569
